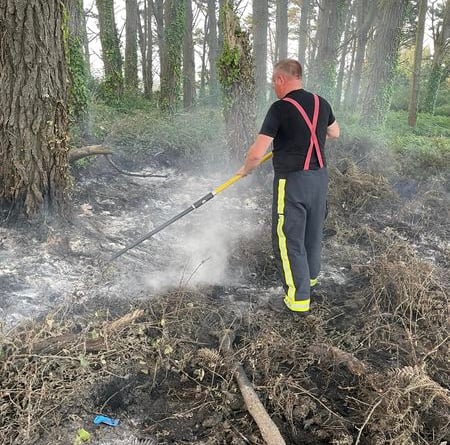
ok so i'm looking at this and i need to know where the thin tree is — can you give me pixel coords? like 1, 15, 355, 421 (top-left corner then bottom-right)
0, 1, 69, 217
207, 0, 219, 102
408, 0, 428, 126
275, 0, 288, 60
253, 0, 269, 108
423, 0, 450, 114
150, 0, 165, 82
183, 0, 196, 108
309, 0, 347, 101
297, 0, 310, 72
335, 1, 354, 108
348, 0, 377, 109
137, 0, 153, 98
125, 0, 139, 91
361, 0, 409, 125
96, 0, 124, 101
160, 0, 185, 112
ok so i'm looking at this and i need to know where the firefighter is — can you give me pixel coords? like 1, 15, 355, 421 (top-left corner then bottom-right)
237, 59, 340, 314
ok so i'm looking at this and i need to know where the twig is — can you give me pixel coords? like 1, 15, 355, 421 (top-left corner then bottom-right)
355, 398, 383, 445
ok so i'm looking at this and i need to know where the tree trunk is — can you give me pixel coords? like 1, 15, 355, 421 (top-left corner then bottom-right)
200, 14, 208, 98
408, 0, 427, 126
275, 0, 288, 60
361, 0, 408, 125
253, 0, 269, 108
125, 0, 139, 92
0, 0, 69, 217
159, 0, 185, 112
343, 29, 357, 109
96, 0, 124, 101
348, 0, 377, 109
137, 0, 153, 98
183, 0, 196, 108
67, 0, 90, 134
81, 0, 92, 77
423, 0, 450, 114
297, 0, 310, 72
309, 0, 347, 101
335, 1, 354, 108
218, 1, 256, 161
151, 0, 165, 84
207, 0, 219, 102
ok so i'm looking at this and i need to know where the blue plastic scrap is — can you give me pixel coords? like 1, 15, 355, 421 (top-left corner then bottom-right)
93, 415, 119, 427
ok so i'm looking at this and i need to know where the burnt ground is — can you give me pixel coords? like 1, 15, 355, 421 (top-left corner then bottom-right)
0, 146, 449, 445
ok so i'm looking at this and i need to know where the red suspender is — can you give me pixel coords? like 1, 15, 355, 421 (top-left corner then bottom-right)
283, 94, 323, 170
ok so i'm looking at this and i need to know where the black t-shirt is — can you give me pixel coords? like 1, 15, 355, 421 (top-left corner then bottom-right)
260, 89, 335, 174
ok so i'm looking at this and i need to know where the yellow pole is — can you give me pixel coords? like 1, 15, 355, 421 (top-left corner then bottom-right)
213, 152, 273, 195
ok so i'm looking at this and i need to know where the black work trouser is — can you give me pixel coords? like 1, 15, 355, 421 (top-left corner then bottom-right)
272, 168, 328, 312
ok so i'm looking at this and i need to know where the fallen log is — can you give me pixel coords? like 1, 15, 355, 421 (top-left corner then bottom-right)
219, 329, 286, 445
69, 145, 113, 162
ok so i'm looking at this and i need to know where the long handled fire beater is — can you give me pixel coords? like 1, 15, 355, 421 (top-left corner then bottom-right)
109, 152, 273, 261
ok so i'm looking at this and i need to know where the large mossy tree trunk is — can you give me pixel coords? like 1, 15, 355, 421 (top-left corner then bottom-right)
218, 1, 256, 162
361, 0, 408, 125
253, 0, 268, 109
159, 0, 185, 113
96, 0, 123, 102
0, 0, 70, 217
67, 0, 90, 135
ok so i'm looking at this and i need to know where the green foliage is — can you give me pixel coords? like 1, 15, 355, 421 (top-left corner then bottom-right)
67, 36, 89, 119
342, 110, 450, 176
89, 101, 224, 164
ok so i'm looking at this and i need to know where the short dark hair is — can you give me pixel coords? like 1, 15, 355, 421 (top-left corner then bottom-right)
274, 59, 302, 79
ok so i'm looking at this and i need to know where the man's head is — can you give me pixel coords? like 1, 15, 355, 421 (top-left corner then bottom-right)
272, 59, 303, 99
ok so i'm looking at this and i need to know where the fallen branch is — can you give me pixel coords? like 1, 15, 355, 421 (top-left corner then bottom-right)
219, 329, 286, 445
69, 145, 113, 161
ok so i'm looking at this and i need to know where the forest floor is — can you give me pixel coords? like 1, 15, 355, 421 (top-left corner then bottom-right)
0, 135, 449, 445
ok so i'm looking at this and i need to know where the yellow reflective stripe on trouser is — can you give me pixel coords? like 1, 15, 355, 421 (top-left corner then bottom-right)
284, 296, 310, 312
310, 278, 318, 287
276, 179, 296, 301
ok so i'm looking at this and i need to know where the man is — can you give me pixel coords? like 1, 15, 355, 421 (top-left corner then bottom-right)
237, 59, 340, 314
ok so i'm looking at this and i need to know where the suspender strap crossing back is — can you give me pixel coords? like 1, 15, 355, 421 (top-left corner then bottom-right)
283, 94, 323, 170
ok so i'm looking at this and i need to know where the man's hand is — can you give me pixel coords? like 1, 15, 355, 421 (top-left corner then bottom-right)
237, 134, 274, 178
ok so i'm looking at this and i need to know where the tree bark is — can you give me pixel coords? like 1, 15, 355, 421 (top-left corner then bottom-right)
151, 0, 165, 84
348, 0, 377, 109
207, 0, 219, 102
361, 0, 408, 125
253, 0, 269, 108
67, 0, 90, 134
297, 0, 310, 73
408, 0, 427, 126
96, 0, 124, 101
309, 0, 347, 101
275, 0, 288, 60
423, 0, 450, 114
81, 0, 92, 78
137, 0, 153, 98
218, 1, 256, 161
183, 0, 196, 108
159, 0, 185, 112
125, 0, 139, 91
335, 1, 354, 108
0, 0, 69, 217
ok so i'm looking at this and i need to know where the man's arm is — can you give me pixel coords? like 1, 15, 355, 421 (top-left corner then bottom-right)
236, 134, 274, 176
327, 121, 340, 139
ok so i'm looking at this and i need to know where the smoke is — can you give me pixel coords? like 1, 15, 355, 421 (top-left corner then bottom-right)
143, 173, 262, 294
